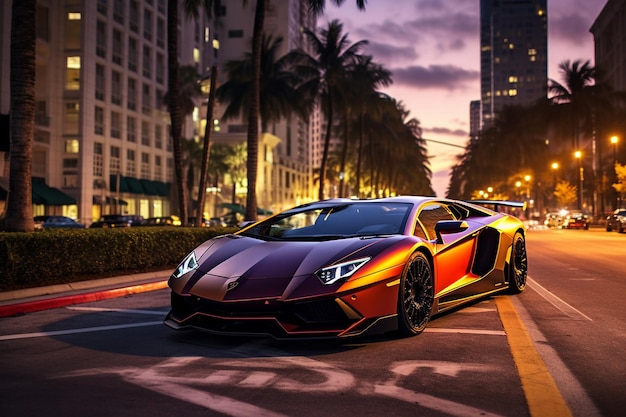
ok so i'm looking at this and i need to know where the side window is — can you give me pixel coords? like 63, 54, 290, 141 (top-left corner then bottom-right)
415, 203, 454, 241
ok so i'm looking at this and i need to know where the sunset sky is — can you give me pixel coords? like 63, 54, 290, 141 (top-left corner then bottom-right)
323, 0, 608, 197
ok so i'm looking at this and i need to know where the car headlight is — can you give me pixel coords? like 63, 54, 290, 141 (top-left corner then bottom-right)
172, 251, 199, 279
316, 257, 371, 285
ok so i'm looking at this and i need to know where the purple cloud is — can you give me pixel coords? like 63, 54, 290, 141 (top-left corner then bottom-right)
391, 65, 479, 90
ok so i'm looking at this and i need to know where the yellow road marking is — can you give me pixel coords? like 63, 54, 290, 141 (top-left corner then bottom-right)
495, 296, 573, 417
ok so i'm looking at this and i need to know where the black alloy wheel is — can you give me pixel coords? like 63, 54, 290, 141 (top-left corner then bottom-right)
398, 251, 434, 336
508, 231, 527, 294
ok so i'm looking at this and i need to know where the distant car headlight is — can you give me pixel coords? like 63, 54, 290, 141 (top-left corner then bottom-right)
172, 252, 198, 279
316, 257, 371, 285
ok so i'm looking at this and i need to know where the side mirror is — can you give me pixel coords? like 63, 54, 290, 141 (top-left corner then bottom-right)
434, 220, 469, 244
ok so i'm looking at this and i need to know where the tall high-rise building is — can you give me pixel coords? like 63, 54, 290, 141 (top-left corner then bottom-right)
479, 0, 548, 128
591, 0, 626, 93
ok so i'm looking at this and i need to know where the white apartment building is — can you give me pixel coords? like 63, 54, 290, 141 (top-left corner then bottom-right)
0, 0, 321, 224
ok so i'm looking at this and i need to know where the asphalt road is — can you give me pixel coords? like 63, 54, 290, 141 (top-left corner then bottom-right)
0, 227, 624, 417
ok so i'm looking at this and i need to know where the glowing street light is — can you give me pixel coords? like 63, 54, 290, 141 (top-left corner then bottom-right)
611, 135, 619, 165
575, 151, 583, 210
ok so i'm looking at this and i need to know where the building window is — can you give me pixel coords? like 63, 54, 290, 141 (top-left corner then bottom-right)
66, 56, 81, 90
157, 18, 165, 48
127, 116, 136, 142
110, 146, 121, 174
96, 20, 106, 58
112, 29, 123, 65
156, 53, 164, 84
144, 9, 152, 41
141, 121, 151, 146
128, 37, 138, 72
65, 139, 79, 153
228, 29, 244, 38
142, 84, 151, 115
143, 45, 152, 79
97, 0, 107, 15
126, 149, 136, 176
129, 0, 139, 33
155, 155, 162, 180
95, 64, 105, 100
167, 157, 174, 182
113, 0, 124, 24
155, 124, 162, 149
111, 70, 122, 105
111, 111, 121, 138
141, 152, 150, 178
94, 142, 104, 177
128, 77, 137, 110
95, 106, 104, 135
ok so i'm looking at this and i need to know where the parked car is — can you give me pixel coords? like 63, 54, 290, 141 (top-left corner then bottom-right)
606, 209, 626, 233
562, 212, 589, 229
144, 215, 181, 226
89, 214, 144, 228
34, 215, 85, 229
165, 196, 528, 339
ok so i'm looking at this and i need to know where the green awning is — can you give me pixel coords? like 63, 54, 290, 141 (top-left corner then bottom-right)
109, 175, 146, 195
109, 174, 129, 193
139, 179, 159, 195
93, 195, 128, 206
125, 177, 145, 194
31, 177, 76, 206
154, 181, 171, 197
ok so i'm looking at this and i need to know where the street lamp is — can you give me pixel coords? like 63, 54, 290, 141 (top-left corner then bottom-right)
575, 151, 583, 210
551, 162, 559, 208
611, 135, 619, 165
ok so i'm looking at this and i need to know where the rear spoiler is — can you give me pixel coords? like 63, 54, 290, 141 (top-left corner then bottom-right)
468, 200, 526, 212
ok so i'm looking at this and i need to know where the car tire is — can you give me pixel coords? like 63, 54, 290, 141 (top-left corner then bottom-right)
397, 251, 434, 336
508, 231, 527, 294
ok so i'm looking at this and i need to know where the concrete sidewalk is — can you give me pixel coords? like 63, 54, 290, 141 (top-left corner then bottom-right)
0, 269, 172, 318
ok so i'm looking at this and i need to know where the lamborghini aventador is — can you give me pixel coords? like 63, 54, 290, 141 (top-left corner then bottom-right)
164, 196, 528, 339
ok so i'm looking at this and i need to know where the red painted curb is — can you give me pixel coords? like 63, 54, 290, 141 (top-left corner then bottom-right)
0, 281, 168, 318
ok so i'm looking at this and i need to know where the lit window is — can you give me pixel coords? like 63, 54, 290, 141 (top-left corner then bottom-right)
212, 39, 220, 50
68, 12, 81, 20
509, 43, 514, 49
205, 27, 210, 43
193, 48, 200, 63
65, 139, 79, 153
508, 76, 518, 83
509, 89, 517, 96
528, 49, 537, 56
530, 56, 536, 62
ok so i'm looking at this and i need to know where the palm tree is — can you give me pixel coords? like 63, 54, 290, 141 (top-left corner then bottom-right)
4, 0, 36, 232
290, 19, 368, 200
167, 0, 224, 226
548, 60, 597, 150
337, 55, 391, 197
216, 34, 310, 132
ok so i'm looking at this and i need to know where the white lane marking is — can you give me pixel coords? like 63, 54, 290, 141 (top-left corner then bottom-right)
0, 321, 162, 341
375, 384, 506, 417
511, 294, 602, 417
528, 277, 593, 321
66, 306, 168, 316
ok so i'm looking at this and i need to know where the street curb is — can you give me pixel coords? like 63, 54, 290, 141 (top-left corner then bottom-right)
0, 269, 173, 318
0, 280, 169, 318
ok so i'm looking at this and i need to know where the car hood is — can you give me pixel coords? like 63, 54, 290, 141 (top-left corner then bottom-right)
168, 234, 403, 302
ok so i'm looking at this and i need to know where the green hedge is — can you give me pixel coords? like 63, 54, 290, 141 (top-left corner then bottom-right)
0, 227, 238, 291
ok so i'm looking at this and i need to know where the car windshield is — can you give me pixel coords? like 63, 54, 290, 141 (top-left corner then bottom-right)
241, 202, 412, 240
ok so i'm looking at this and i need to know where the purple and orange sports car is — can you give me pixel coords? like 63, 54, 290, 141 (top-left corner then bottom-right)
164, 196, 527, 339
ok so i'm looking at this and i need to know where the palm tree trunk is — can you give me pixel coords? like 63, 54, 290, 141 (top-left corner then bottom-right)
196, 66, 217, 227
319, 90, 334, 200
167, 0, 188, 225
338, 109, 350, 198
244, 0, 266, 221
355, 112, 364, 198
5, 0, 36, 232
